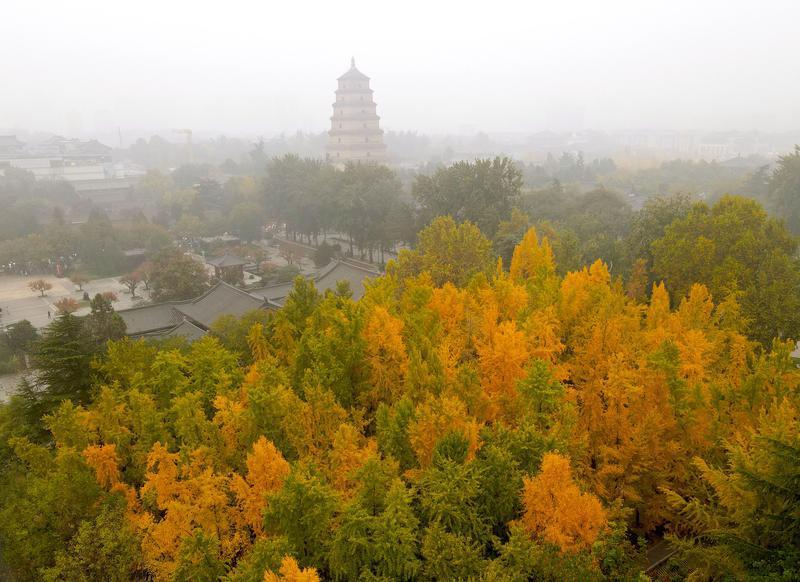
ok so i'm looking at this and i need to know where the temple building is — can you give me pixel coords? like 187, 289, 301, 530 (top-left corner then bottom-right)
326, 58, 387, 166
117, 259, 380, 341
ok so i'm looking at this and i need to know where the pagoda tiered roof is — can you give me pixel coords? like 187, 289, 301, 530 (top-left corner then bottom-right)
337, 57, 370, 81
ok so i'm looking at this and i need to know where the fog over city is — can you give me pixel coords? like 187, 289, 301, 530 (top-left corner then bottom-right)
2, 0, 798, 137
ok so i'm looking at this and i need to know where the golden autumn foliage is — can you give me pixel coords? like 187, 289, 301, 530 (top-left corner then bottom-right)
519, 452, 607, 552
263, 556, 320, 582
408, 394, 480, 468
509, 226, 556, 282
3, 208, 798, 582
230, 436, 291, 534
363, 305, 409, 408
82, 443, 122, 488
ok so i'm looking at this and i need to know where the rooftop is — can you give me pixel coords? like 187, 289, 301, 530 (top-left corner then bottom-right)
163, 319, 207, 342
206, 253, 248, 268
118, 281, 268, 337
118, 302, 187, 336
249, 259, 380, 306
337, 57, 370, 82
178, 281, 267, 329
117, 261, 380, 341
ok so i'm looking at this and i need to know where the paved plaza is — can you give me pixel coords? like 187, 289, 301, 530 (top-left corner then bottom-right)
0, 274, 148, 331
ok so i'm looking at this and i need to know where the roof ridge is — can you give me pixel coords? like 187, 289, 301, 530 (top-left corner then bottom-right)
116, 299, 191, 313
172, 318, 206, 332
188, 280, 263, 305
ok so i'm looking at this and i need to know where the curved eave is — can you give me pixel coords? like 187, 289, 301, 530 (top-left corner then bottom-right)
330, 113, 381, 122
337, 70, 370, 81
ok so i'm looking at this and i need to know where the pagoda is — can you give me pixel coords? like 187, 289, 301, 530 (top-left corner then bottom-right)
326, 58, 387, 166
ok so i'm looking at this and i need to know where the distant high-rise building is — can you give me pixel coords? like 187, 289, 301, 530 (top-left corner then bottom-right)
327, 58, 387, 166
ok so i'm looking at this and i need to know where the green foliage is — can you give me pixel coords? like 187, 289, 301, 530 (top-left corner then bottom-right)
517, 359, 565, 429
625, 193, 693, 280
84, 293, 127, 344
211, 309, 273, 363
149, 246, 210, 301
31, 313, 96, 411
328, 480, 422, 582
229, 201, 265, 242
666, 401, 800, 579
767, 145, 800, 234
652, 195, 800, 344
395, 215, 493, 286
314, 241, 335, 267
281, 276, 320, 336
420, 521, 488, 580
225, 537, 293, 582
0, 441, 103, 578
172, 531, 227, 582
418, 458, 490, 542
413, 156, 522, 237
41, 495, 142, 582
263, 469, 339, 569
3, 319, 38, 354
293, 293, 367, 408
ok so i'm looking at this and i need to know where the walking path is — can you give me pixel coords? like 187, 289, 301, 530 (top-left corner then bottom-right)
0, 274, 147, 331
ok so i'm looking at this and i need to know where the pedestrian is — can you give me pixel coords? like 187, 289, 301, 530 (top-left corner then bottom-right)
47, 310, 51, 319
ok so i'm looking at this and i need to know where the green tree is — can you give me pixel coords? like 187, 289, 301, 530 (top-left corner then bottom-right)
394, 216, 493, 286
3, 319, 38, 357
30, 314, 96, 411
262, 155, 334, 244
625, 193, 693, 280
666, 401, 800, 579
41, 496, 142, 582
413, 157, 522, 237
336, 163, 406, 262
767, 145, 800, 234
229, 201, 266, 242
172, 531, 227, 582
149, 247, 210, 301
564, 187, 632, 272
328, 479, 421, 581
83, 293, 126, 345
263, 470, 339, 569
0, 440, 103, 578
652, 195, 800, 344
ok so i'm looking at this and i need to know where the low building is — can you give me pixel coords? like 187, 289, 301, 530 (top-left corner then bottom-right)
207, 254, 247, 284
249, 259, 380, 306
117, 260, 380, 341
118, 281, 274, 340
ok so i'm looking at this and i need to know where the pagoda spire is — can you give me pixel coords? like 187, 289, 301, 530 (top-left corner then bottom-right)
351, 56, 356, 68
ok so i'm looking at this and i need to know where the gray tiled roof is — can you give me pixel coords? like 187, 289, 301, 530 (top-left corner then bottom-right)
178, 282, 267, 329
206, 254, 247, 268
314, 260, 379, 300
164, 319, 207, 341
249, 260, 379, 305
118, 261, 379, 341
248, 281, 295, 302
118, 302, 185, 335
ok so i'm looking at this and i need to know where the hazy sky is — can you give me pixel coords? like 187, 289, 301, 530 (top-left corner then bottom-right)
1, 0, 798, 137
